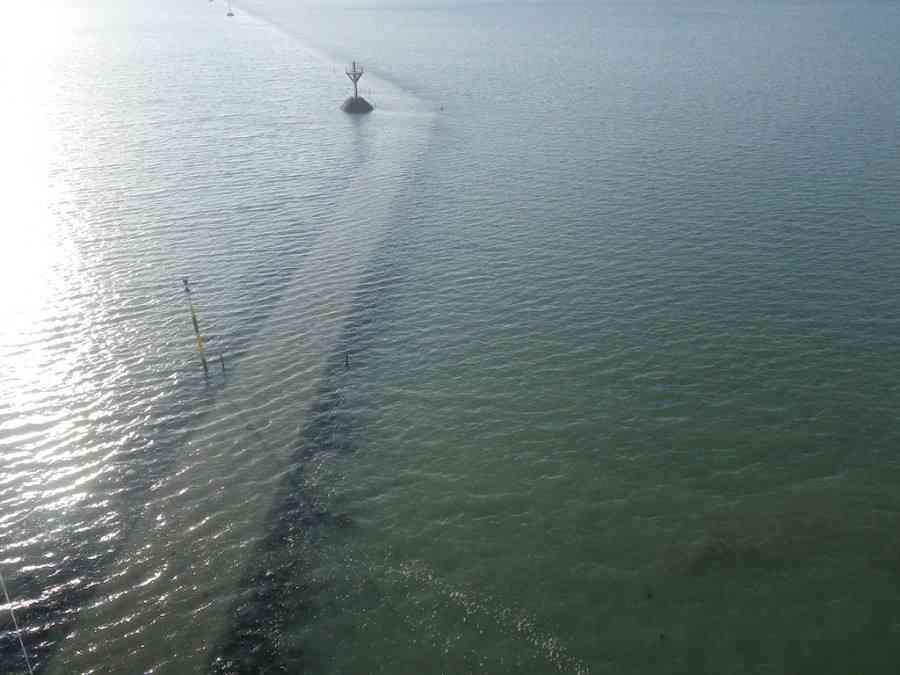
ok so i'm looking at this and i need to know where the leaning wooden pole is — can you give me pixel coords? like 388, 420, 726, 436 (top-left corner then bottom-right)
182, 278, 208, 374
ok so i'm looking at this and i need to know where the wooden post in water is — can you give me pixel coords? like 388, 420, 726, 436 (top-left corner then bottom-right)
182, 278, 208, 374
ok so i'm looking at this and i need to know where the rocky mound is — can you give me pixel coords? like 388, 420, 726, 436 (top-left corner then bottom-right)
341, 96, 374, 113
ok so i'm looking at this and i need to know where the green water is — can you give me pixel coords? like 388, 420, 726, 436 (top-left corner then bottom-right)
2, 0, 899, 672
244, 1, 900, 672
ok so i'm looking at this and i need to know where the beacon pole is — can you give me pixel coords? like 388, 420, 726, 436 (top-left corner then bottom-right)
182, 278, 208, 374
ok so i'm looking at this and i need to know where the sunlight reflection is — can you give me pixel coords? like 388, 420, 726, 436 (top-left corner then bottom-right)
0, 3, 78, 408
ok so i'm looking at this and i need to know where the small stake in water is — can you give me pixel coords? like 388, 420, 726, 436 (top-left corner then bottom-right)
182, 278, 208, 374
345, 351, 350, 368
219, 353, 226, 373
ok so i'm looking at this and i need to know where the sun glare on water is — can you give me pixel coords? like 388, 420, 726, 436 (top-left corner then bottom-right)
0, 3, 80, 411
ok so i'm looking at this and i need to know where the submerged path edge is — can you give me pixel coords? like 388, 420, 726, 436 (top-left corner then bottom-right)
43, 15, 435, 675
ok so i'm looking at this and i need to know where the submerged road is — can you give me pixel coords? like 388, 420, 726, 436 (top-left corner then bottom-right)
47, 106, 432, 673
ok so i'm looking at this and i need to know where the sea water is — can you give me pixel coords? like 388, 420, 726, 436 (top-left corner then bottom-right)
2, 0, 900, 673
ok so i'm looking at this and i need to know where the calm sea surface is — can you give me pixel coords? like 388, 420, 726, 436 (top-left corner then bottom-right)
2, 0, 899, 673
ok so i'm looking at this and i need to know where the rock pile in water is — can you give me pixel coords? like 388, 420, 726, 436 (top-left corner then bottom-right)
341, 96, 374, 113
